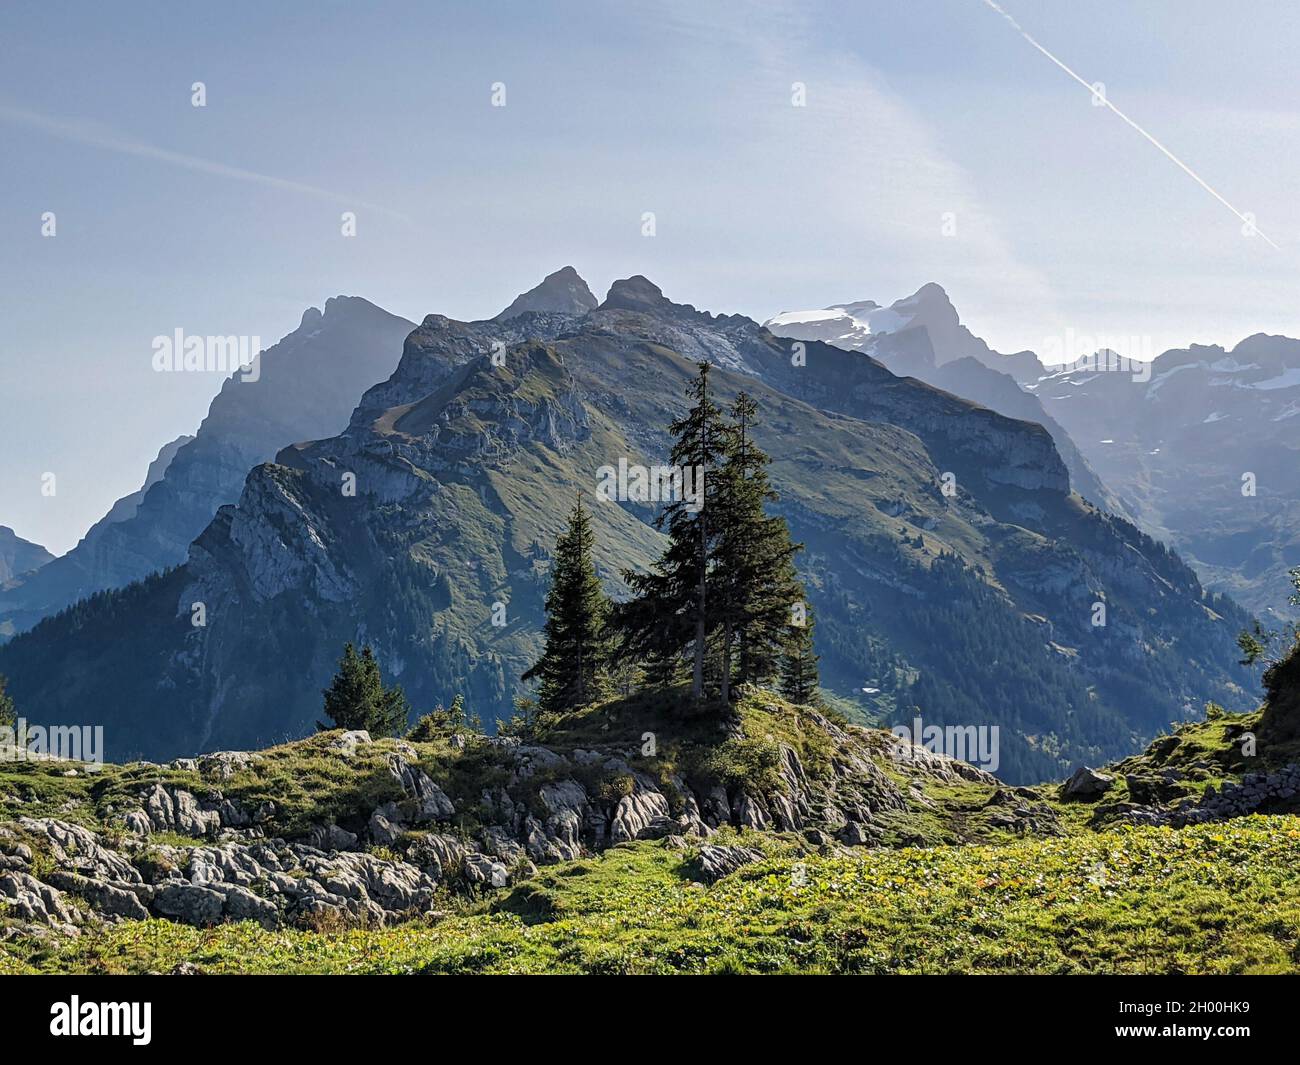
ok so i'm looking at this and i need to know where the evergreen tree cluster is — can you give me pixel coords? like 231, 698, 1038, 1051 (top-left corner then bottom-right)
522, 362, 820, 717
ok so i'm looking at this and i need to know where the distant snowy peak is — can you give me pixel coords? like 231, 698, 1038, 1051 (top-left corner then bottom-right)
1040, 334, 1300, 399
764, 282, 1042, 382
765, 284, 953, 348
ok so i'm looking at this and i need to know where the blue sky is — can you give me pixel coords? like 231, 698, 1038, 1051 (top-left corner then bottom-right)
3, 0, 1298, 553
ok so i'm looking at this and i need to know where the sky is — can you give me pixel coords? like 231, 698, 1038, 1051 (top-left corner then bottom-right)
2, 0, 1299, 554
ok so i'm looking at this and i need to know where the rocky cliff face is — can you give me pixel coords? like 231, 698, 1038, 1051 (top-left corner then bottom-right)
0, 271, 1254, 780
0, 298, 415, 637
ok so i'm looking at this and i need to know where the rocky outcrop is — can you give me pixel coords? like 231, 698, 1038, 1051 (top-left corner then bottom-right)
0, 701, 1044, 939
694, 845, 765, 883
1113, 764, 1300, 828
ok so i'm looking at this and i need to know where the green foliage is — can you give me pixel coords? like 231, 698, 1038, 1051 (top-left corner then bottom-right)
617, 361, 731, 700
696, 735, 784, 793
0, 673, 15, 731
713, 391, 808, 698
780, 603, 820, 705
317, 643, 410, 738
407, 695, 473, 742
522, 495, 612, 715
497, 696, 553, 743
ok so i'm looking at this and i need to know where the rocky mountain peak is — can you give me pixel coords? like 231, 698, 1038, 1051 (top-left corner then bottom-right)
886, 281, 961, 339
599, 274, 670, 313
495, 266, 598, 321
0, 526, 55, 584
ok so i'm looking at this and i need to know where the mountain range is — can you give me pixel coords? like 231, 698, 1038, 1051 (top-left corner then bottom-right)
766, 289, 1300, 622
1027, 339, 1300, 619
0, 297, 414, 639
0, 270, 1254, 782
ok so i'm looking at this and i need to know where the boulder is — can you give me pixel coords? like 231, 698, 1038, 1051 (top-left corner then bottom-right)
694, 844, 764, 884
463, 853, 509, 889
1062, 766, 1114, 800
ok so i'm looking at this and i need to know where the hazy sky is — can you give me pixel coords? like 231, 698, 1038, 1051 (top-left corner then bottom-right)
3, 0, 1299, 553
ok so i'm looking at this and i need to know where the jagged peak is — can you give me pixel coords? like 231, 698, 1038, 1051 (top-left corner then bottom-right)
888, 282, 959, 325
495, 266, 598, 321
288, 297, 397, 334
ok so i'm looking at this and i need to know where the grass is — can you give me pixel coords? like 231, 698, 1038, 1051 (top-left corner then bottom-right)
6, 818, 1298, 975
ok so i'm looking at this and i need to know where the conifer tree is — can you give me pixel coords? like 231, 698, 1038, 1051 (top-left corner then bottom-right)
781, 601, 821, 704
523, 494, 612, 714
317, 643, 410, 737
618, 362, 730, 700
714, 391, 806, 697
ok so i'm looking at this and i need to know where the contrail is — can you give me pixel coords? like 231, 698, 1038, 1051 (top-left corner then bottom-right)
0, 102, 409, 221
980, 0, 1279, 249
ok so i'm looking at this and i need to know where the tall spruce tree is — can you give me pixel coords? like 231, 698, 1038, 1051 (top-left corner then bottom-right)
781, 601, 821, 704
317, 643, 410, 737
714, 391, 807, 698
618, 361, 730, 700
523, 494, 612, 714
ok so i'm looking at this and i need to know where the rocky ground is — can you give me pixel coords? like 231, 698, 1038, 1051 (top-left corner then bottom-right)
0, 692, 1062, 941
6, 689, 1297, 950
1056, 704, 1300, 829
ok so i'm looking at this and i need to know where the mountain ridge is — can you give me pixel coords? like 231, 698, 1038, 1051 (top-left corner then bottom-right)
0, 270, 1253, 781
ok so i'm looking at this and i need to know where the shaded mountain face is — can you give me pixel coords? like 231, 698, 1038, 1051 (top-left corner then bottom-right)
763, 287, 1123, 516
0, 297, 415, 637
495, 266, 598, 320
89, 434, 194, 531
0, 527, 53, 586
0, 274, 1253, 782
1029, 337, 1300, 619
